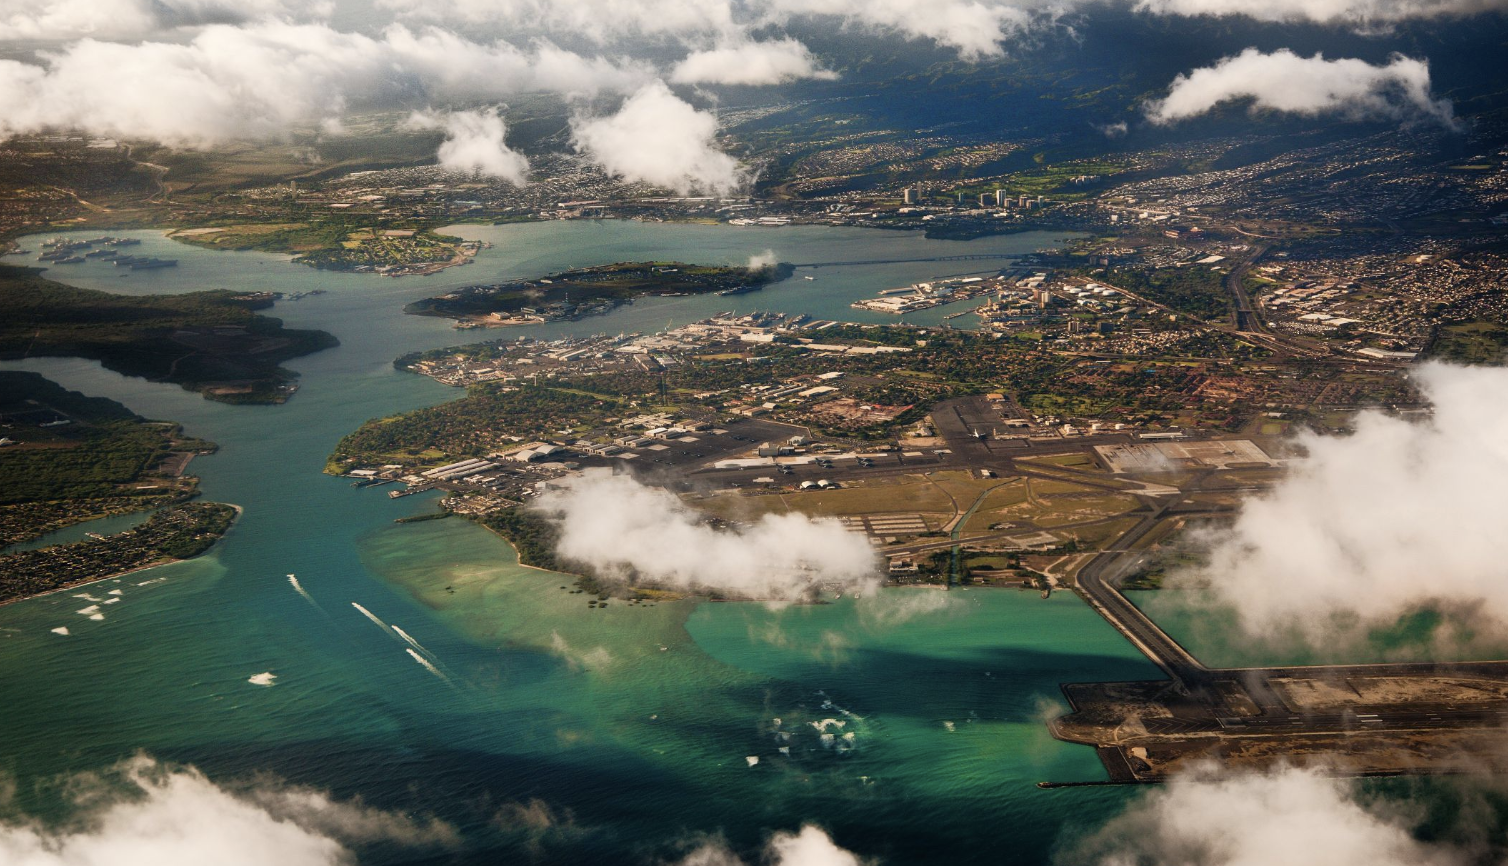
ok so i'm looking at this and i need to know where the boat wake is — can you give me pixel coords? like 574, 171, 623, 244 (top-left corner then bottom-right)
351, 602, 393, 635
405, 648, 449, 683
287, 573, 319, 607
391, 624, 430, 656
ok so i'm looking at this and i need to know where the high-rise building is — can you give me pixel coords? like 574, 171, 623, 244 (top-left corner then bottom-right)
903, 187, 917, 205
994, 189, 1008, 207
978, 193, 991, 207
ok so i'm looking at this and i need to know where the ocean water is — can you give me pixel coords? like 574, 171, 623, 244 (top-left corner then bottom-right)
0, 223, 1161, 864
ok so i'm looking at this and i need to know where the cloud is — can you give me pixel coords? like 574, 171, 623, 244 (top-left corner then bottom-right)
379, 0, 743, 44
381, 0, 1057, 60
671, 38, 836, 86
0, 756, 455, 866
1145, 49, 1455, 127
407, 108, 530, 183
678, 825, 865, 866
1133, 0, 1508, 26
570, 81, 747, 194
0, 0, 329, 41
0, 22, 647, 148
1059, 765, 1459, 866
1168, 363, 1508, 644
534, 470, 880, 600
746, 249, 780, 269
760, 0, 1036, 60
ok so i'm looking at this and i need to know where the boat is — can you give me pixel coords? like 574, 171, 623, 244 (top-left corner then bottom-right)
130, 258, 178, 269
55, 256, 86, 264
718, 284, 764, 296
112, 256, 142, 266
112, 238, 142, 246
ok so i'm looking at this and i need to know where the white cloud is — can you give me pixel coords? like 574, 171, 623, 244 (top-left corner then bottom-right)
678, 825, 865, 866
0, 22, 645, 148
1169, 363, 1508, 643
1145, 49, 1455, 126
0, 756, 455, 866
534, 470, 880, 600
759, 0, 1038, 60
1061, 765, 1459, 866
671, 38, 836, 86
408, 108, 530, 183
378, 0, 743, 44
570, 81, 747, 194
0, 0, 329, 41
381, 0, 1057, 60
1134, 0, 1508, 26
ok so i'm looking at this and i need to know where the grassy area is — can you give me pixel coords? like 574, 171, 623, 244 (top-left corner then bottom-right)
172, 221, 468, 272
1102, 266, 1233, 321
1429, 320, 1508, 365
0, 371, 217, 547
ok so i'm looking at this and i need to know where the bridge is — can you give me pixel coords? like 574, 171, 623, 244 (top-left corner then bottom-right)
790, 254, 1020, 268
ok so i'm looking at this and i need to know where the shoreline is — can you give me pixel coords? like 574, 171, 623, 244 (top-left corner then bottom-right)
0, 503, 242, 610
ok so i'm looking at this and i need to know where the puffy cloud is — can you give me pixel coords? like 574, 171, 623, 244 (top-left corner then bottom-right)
379, 0, 743, 44
1169, 363, 1508, 643
1134, 0, 1508, 26
1145, 49, 1455, 126
671, 38, 836, 86
407, 108, 530, 183
1061, 765, 1458, 866
0, 22, 644, 147
534, 470, 880, 600
382, 0, 1054, 60
678, 825, 865, 866
0, 0, 328, 41
0, 756, 456, 866
570, 81, 747, 194
759, 0, 1036, 60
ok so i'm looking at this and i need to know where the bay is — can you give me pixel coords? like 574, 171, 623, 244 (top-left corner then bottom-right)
0, 222, 1158, 864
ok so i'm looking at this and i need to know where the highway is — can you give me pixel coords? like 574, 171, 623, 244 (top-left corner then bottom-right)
790, 254, 1021, 268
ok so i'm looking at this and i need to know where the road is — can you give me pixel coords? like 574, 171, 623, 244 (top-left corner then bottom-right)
1071, 491, 1211, 689
1224, 244, 1267, 334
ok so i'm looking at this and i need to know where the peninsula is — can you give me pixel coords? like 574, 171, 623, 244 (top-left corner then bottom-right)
405, 261, 795, 326
0, 265, 338, 404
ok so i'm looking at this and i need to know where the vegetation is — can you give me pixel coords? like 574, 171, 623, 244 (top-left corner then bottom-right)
477, 507, 564, 573
0, 265, 338, 403
330, 383, 617, 469
0, 502, 237, 602
0, 372, 216, 547
406, 261, 795, 321
1100, 266, 1233, 321
1429, 320, 1508, 365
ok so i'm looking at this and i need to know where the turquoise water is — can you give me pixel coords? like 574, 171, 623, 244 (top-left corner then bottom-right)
1128, 590, 1508, 669
0, 223, 1158, 864
3, 508, 155, 553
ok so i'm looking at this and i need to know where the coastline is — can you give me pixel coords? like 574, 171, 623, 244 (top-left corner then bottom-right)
0, 503, 241, 610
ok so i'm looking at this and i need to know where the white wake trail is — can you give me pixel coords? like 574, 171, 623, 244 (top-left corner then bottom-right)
391, 624, 431, 656
351, 602, 394, 635
288, 574, 319, 607
406, 648, 450, 682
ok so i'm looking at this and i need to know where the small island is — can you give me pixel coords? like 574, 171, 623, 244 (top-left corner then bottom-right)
0, 265, 338, 404
170, 223, 483, 278
405, 260, 795, 327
